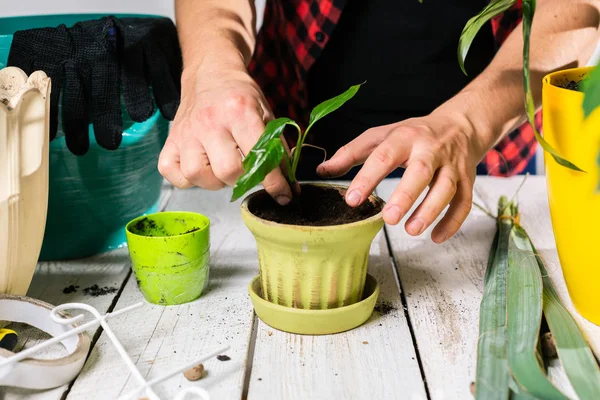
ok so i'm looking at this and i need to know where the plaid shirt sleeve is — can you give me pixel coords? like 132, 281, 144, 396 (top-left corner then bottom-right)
248, 0, 537, 177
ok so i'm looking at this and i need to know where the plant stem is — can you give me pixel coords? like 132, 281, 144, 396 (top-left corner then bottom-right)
290, 125, 310, 183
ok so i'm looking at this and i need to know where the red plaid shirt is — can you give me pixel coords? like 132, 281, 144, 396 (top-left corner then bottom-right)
248, 0, 538, 176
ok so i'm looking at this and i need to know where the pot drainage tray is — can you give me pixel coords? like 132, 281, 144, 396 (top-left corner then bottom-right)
248, 273, 380, 335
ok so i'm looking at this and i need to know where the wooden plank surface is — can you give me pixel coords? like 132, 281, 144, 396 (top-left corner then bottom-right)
0, 181, 173, 400
380, 176, 600, 400
247, 222, 428, 400
66, 187, 259, 400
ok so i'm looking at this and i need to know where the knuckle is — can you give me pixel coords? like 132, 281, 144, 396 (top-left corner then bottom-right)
396, 189, 417, 207
157, 158, 172, 177
411, 159, 435, 181
224, 94, 255, 117
395, 125, 421, 138
213, 158, 242, 181
337, 145, 355, 162
438, 173, 458, 193
455, 199, 473, 217
180, 161, 205, 182
373, 147, 397, 167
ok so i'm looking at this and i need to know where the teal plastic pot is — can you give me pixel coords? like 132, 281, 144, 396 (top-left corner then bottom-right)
0, 14, 170, 260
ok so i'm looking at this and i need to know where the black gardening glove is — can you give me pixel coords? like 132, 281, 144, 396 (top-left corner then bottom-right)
63, 16, 122, 154
115, 17, 182, 122
7, 25, 72, 141
8, 16, 182, 155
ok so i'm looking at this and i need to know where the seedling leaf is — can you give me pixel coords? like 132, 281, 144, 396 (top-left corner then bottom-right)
231, 138, 285, 202
231, 118, 298, 202
457, 0, 516, 75
308, 83, 363, 128
242, 118, 298, 170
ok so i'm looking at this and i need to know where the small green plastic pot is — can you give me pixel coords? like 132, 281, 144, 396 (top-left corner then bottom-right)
125, 211, 210, 305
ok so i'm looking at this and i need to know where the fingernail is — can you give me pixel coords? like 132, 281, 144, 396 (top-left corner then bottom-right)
346, 190, 362, 207
275, 195, 291, 206
407, 217, 425, 235
383, 205, 402, 224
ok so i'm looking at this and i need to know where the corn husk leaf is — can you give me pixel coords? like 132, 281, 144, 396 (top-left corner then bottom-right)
474, 197, 512, 399
526, 240, 600, 399
510, 378, 541, 400
507, 226, 568, 399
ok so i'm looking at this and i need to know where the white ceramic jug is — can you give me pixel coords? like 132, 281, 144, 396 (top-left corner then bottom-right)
0, 67, 50, 295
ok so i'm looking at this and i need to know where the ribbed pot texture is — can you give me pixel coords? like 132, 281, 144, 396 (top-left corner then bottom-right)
241, 183, 384, 310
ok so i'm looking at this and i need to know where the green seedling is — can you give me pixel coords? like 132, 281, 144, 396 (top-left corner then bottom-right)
230, 83, 363, 202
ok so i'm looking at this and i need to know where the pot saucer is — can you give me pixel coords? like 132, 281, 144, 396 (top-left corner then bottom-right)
248, 273, 380, 335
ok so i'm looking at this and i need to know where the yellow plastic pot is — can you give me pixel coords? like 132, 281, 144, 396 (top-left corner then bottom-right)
542, 66, 600, 325
241, 183, 385, 310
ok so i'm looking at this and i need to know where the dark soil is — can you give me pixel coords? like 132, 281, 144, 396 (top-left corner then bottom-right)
248, 185, 382, 226
560, 80, 581, 91
62, 285, 79, 294
130, 217, 200, 236
374, 301, 397, 316
83, 284, 119, 297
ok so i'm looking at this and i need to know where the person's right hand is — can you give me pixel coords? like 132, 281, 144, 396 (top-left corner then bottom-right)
158, 67, 294, 205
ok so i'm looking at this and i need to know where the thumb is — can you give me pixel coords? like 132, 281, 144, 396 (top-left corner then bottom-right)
262, 167, 294, 206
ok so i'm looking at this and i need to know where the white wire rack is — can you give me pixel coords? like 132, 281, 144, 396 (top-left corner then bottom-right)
0, 301, 228, 400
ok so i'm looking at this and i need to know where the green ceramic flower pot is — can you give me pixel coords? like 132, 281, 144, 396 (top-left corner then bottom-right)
241, 183, 385, 310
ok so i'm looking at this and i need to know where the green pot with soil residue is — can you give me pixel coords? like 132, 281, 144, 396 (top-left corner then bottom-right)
125, 211, 210, 305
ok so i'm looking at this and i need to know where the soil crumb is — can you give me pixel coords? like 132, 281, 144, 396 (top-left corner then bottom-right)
560, 80, 581, 91
130, 217, 168, 236
83, 284, 119, 297
374, 301, 397, 316
217, 355, 231, 361
62, 285, 79, 294
249, 185, 382, 226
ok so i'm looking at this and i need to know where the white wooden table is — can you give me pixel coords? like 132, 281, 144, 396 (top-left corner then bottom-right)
1, 176, 598, 400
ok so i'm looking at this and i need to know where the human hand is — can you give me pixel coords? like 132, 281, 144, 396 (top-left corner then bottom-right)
158, 68, 294, 204
317, 113, 484, 243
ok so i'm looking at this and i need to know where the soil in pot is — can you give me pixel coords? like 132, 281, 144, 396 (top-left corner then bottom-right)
559, 80, 582, 91
248, 185, 383, 226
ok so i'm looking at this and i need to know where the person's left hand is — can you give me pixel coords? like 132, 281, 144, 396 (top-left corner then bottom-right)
317, 113, 485, 243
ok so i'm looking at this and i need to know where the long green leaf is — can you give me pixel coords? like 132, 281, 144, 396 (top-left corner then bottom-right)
474, 196, 512, 400
507, 226, 568, 400
581, 65, 600, 118
526, 238, 600, 399
522, 0, 585, 172
510, 378, 542, 400
308, 83, 363, 128
457, 0, 516, 75
231, 139, 285, 202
